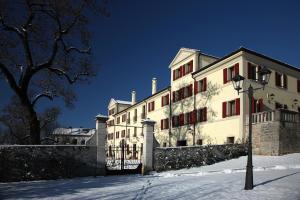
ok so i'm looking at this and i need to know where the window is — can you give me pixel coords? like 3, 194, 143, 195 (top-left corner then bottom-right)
126, 129, 130, 138
163, 142, 167, 147
161, 94, 170, 107
126, 144, 130, 155
141, 105, 146, 119
247, 62, 262, 81
173, 60, 193, 81
133, 144, 137, 159
141, 143, 143, 155
194, 78, 207, 94
275, 72, 287, 89
298, 107, 300, 113
133, 109, 137, 122
172, 115, 180, 127
297, 80, 300, 93
121, 130, 125, 138
116, 131, 119, 138
148, 101, 155, 112
107, 120, 114, 127
227, 137, 235, 144
172, 84, 193, 102
109, 108, 115, 115
122, 114, 126, 122
275, 102, 287, 110
252, 98, 263, 113
117, 117, 120, 124
196, 139, 203, 145
222, 98, 240, 118
134, 127, 137, 137
197, 107, 207, 122
223, 63, 239, 84
127, 112, 130, 124
160, 118, 169, 130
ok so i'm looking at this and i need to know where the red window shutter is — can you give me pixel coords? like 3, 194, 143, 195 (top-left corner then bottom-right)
283, 74, 287, 88
172, 116, 175, 127
179, 114, 184, 126
173, 70, 176, 81
182, 65, 186, 76
189, 60, 193, 72
166, 95, 169, 105
189, 84, 193, 96
161, 96, 164, 107
204, 107, 207, 121
251, 97, 255, 113
194, 81, 198, 94
180, 66, 183, 77
172, 91, 175, 102
222, 102, 227, 118
161, 119, 163, 130
247, 62, 252, 79
203, 77, 207, 91
148, 103, 150, 112
235, 98, 240, 115
258, 98, 263, 112
298, 80, 300, 93
275, 72, 280, 86
234, 63, 239, 76
223, 68, 228, 84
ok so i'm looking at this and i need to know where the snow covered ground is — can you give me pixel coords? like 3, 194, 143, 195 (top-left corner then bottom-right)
1, 153, 299, 200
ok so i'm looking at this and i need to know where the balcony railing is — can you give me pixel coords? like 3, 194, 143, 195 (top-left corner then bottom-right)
248, 109, 299, 124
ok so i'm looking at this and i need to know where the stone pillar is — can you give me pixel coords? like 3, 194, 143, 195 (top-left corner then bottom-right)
141, 119, 156, 175
95, 114, 108, 175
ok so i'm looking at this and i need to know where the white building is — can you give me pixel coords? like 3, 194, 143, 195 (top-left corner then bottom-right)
101, 47, 300, 151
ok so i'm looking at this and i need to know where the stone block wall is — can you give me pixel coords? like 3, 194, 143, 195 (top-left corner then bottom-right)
249, 110, 300, 155
0, 145, 98, 182
154, 144, 247, 172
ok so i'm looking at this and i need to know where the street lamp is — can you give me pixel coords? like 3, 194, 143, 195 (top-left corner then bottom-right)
231, 66, 271, 190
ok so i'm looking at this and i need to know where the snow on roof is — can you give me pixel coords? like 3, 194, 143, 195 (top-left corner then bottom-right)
115, 100, 131, 105
52, 128, 96, 136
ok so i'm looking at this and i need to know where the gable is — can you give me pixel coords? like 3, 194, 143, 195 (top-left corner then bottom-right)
169, 48, 199, 68
108, 98, 117, 108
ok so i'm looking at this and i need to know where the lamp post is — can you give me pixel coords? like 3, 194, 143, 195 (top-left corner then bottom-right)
231, 66, 271, 190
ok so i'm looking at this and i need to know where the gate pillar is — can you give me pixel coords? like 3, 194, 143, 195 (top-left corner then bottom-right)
95, 114, 108, 175
141, 119, 156, 175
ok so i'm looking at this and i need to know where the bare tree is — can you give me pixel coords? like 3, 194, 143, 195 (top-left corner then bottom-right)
0, 96, 61, 144
0, 0, 109, 144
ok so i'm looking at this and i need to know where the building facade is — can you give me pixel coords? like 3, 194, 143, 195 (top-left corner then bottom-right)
102, 47, 300, 152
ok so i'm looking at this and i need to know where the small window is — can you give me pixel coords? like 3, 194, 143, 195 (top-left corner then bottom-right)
117, 117, 120, 124
196, 139, 203, 145
227, 137, 234, 144
163, 142, 167, 147
134, 127, 137, 137
228, 100, 236, 116
275, 72, 287, 89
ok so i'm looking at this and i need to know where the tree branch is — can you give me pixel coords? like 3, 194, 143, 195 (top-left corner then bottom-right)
0, 62, 21, 95
61, 39, 91, 54
0, 15, 23, 37
31, 93, 54, 106
48, 67, 89, 84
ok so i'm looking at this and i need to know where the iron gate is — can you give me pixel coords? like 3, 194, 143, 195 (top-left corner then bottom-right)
105, 140, 143, 175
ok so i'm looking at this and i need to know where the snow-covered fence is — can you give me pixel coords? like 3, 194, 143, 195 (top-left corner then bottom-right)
0, 145, 98, 182
154, 144, 247, 172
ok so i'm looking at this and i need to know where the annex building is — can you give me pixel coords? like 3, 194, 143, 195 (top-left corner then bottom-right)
101, 47, 300, 153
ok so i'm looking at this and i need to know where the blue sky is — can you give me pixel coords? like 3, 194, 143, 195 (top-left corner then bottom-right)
1, 0, 300, 128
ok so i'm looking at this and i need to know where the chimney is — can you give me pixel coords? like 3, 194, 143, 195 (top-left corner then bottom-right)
131, 90, 136, 105
152, 78, 157, 95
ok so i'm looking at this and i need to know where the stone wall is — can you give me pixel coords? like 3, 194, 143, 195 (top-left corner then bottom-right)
154, 144, 247, 172
249, 110, 300, 156
0, 145, 98, 182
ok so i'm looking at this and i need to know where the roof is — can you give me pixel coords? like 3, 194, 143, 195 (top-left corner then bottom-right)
52, 128, 96, 136
192, 47, 300, 76
112, 86, 171, 116
115, 100, 132, 104
96, 113, 108, 118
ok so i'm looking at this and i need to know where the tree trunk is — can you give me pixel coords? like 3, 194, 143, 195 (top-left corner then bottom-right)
28, 111, 41, 144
